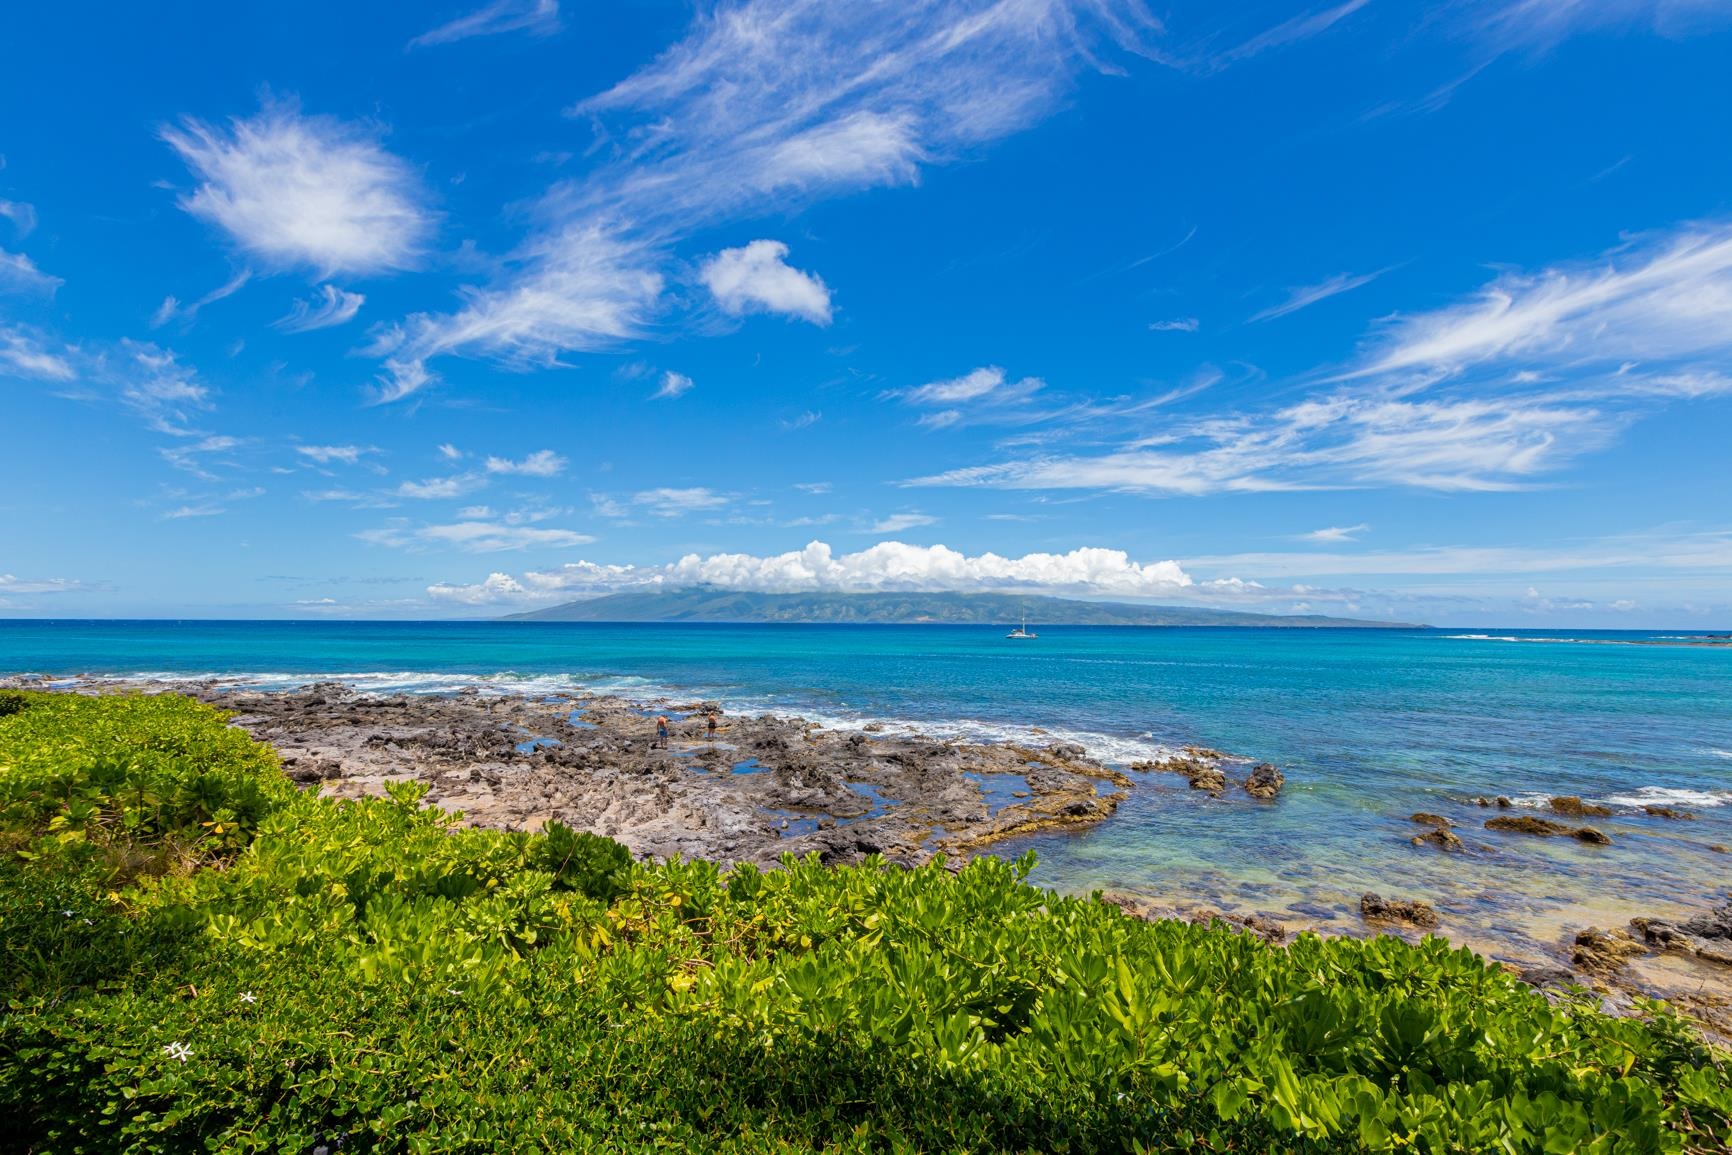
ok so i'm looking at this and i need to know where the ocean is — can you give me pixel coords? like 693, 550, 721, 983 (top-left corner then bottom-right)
4, 619, 1729, 968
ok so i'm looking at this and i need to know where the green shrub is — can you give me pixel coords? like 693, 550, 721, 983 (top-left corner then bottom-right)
1, 692, 1728, 1153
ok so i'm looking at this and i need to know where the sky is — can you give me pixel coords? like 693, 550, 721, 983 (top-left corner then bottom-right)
2, 0, 1731, 626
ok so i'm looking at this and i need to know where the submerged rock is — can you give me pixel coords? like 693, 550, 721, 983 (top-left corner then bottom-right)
1360, 892, 1440, 929
1410, 812, 1453, 828
1643, 805, 1695, 820
1411, 828, 1464, 852
1486, 815, 1610, 844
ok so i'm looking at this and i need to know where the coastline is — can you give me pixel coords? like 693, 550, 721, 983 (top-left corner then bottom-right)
7, 668, 1731, 1039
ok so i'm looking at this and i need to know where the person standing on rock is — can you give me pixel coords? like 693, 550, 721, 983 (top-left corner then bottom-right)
706, 710, 719, 742
655, 715, 669, 749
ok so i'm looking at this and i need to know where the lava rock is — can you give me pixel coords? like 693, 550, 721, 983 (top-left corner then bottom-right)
1361, 892, 1440, 929
1243, 762, 1284, 800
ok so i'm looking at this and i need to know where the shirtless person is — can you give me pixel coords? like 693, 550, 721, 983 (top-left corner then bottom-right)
654, 715, 669, 749
706, 710, 719, 742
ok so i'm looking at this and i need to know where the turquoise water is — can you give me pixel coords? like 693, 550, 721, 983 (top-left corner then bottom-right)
4, 620, 1729, 964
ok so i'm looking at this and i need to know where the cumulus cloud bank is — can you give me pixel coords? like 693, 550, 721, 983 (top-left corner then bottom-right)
427, 539, 1197, 604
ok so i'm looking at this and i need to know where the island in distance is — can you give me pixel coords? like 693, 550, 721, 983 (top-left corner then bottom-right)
504, 588, 1423, 628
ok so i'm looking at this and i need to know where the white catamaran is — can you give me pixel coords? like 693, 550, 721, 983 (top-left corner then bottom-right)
1006, 611, 1038, 639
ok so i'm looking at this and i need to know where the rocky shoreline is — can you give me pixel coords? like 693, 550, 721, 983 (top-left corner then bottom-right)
10, 675, 1163, 870
8, 672, 1730, 1040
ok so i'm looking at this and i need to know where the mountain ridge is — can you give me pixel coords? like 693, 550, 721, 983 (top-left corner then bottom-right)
502, 588, 1422, 628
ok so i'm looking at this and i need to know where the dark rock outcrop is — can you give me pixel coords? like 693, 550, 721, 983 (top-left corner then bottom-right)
1548, 796, 1613, 818
1486, 815, 1611, 843
1243, 762, 1284, 800
1361, 892, 1440, 929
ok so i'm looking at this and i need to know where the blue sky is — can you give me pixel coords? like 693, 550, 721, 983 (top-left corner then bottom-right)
3, 0, 1730, 625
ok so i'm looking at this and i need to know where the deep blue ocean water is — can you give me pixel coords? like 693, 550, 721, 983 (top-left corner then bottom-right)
4, 619, 1729, 965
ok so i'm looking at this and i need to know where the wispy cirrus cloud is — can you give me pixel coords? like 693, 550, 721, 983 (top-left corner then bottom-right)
1249, 269, 1383, 322
409, 0, 561, 49
276, 284, 365, 332
295, 444, 375, 466
633, 486, 730, 516
485, 448, 568, 477
0, 248, 61, 295
912, 219, 1732, 497
0, 199, 37, 236
867, 512, 939, 534
1300, 523, 1369, 543
0, 324, 75, 381
152, 269, 252, 329
1149, 317, 1199, 332
653, 370, 693, 399
372, 0, 1158, 399
162, 102, 433, 277
359, 517, 594, 553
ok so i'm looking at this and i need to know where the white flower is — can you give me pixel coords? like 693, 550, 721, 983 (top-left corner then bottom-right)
162, 1042, 192, 1063
239, 991, 257, 1004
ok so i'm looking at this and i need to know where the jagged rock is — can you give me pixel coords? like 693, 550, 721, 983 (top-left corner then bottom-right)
1548, 796, 1613, 818
1411, 812, 1453, 828
1360, 892, 1440, 928
1411, 828, 1464, 852
1642, 805, 1695, 820
1573, 826, 1611, 845
1572, 926, 1644, 972
1496, 796, 1513, 808
1243, 762, 1284, 799
1048, 742, 1087, 761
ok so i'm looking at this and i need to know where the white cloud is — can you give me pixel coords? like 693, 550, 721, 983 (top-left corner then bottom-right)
162, 103, 432, 277
485, 448, 567, 476
359, 518, 594, 553
1300, 524, 1369, 543
913, 220, 1732, 496
701, 240, 831, 324
1355, 220, 1732, 378
427, 539, 1197, 604
276, 284, 365, 332
438, 443, 465, 460
377, 0, 1153, 397
151, 269, 251, 328
868, 512, 939, 533
0, 199, 37, 236
633, 486, 729, 516
371, 225, 663, 401
395, 475, 480, 499
0, 573, 81, 595
119, 343, 215, 434
779, 409, 822, 431
653, 370, 693, 399
295, 444, 372, 466
902, 365, 1046, 429
0, 324, 75, 380
159, 434, 242, 479
1471, 0, 1732, 49
0, 248, 61, 294
409, 0, 560, 48
794, 481, 832, 494
1149, 317, 1199, 332
162, 503, 226, 520
1249, 270, 1383, 322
